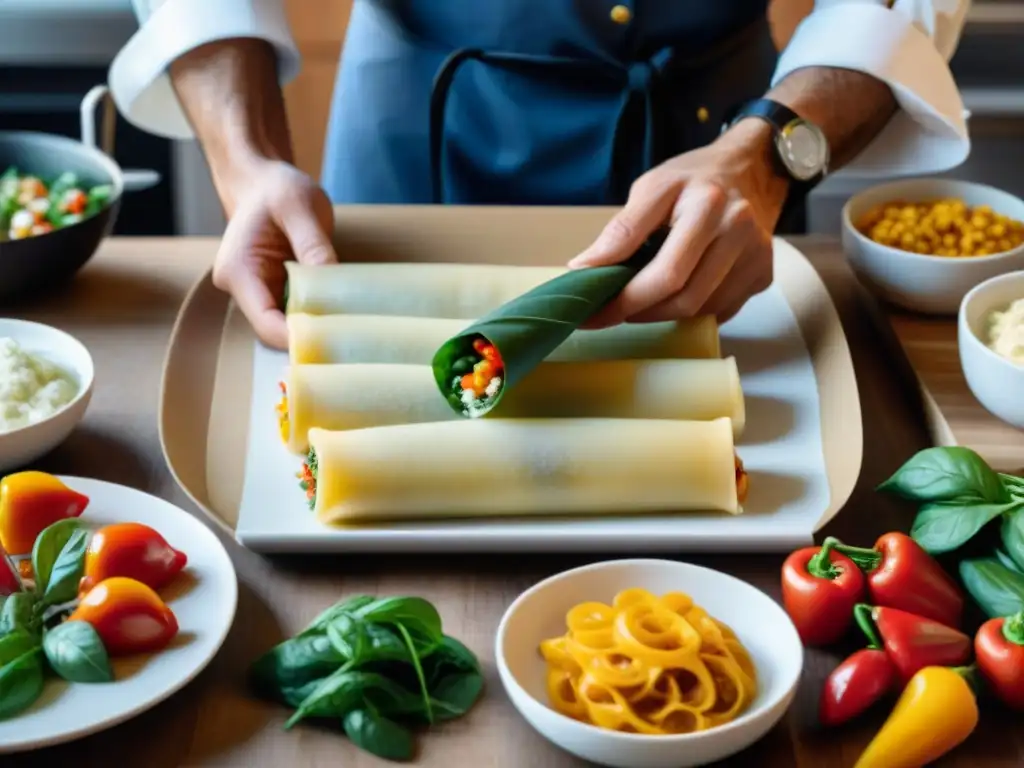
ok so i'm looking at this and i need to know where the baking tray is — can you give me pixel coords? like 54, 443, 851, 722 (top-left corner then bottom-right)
159, 206, 863, 552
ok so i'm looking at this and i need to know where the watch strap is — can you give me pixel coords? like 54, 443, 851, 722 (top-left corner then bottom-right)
724, 98, 824, 230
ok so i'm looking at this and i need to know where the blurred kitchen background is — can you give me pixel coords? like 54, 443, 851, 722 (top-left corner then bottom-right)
2, 0, 1022, 237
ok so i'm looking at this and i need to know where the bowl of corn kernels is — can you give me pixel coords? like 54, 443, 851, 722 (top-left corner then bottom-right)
841, 178, 1024, 315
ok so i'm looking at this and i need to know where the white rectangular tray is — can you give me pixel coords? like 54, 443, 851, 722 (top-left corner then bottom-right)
160, 206, 862, 553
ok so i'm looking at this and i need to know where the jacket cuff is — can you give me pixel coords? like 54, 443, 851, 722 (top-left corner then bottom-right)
109, 0, 300, 139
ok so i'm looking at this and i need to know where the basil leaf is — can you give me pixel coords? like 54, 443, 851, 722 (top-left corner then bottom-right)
355, 597, 443, 643
0, 592, 38, 637
996, 547, 1024, 574
429, 672, 484, 720
32, 519, 82, 595
0, 631, 39, 666
1001, 473, 1024, 497
342, 708, 415, 762
298, 595, 375, 638
911, 500, 1018, 554
1003, 507, 1024, 572
41, 529, 89, 607
878, 447, 1008, 504
250, 632, 344, 698
43, 620, 113, 683
0, 650, 44, 720
960, 557, 1024, 618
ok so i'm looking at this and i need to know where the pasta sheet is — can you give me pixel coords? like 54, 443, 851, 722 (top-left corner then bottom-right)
285, 262, 564, 318
308, 417, 741, 523
284, 358, 745, 453
287, 313, 721, 365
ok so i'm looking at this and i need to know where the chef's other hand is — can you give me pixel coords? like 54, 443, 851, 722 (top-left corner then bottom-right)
568, 121, 789, 328
212, 159, 337, 349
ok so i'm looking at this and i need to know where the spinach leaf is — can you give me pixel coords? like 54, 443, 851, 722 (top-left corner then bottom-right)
31, 518, 82, 595
911, 500, 1019, 554
1002, 507, 1024, 572
284, 663, 361, 728
878, 447, 1008, 504
327, 614, 409, 664
0, 631, 39, 667
1001, 473, 1024, 496
40, 529, 89, 607
342, 708, 415, 762
960, 557, 1024, 618
0, 592, 38, 637
394, 622, 433, 723
422, 635, 481, 680
250, 632, 344, 698
354, 597, 443, 643
429, 672, 484, 721
298, 595, 375, 638
43, 620, 113, 683
0, 650, 44, 720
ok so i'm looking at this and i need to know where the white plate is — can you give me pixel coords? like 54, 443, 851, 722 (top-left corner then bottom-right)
236, 244, 834, 553
0, 477, 237, 753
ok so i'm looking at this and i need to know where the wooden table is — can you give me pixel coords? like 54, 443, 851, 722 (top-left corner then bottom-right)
5, 237, 1022, 767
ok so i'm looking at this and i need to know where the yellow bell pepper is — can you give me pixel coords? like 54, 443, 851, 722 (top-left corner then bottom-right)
0, 471, 90, 555
854, 666, 978, 768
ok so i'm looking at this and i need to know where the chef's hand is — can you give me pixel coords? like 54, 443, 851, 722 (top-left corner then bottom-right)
212, 159, 337, 349
569, 119, 789, 328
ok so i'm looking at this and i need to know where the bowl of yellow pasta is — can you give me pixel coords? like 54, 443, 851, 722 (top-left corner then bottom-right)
495, 559, 802, 768
841, 178, 1024, 315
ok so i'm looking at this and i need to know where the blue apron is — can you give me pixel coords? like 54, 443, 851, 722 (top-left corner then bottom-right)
321, 0, 776, 206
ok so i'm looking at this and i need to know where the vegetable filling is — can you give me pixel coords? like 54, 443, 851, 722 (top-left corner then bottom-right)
276, 381, 290, 443
446, 335, 505, 417
298, 447, 318, 509
735, 455, 749, 505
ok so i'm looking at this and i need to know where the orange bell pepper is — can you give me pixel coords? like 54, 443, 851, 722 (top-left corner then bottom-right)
79, 523, 187, 594
68, 577, 179, 657
0, 472, 89, 555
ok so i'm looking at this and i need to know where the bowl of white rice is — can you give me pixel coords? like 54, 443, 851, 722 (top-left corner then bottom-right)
0, 319, 93, 471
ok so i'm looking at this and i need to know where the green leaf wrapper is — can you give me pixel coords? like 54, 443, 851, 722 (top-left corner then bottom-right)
431, 229, 669, 417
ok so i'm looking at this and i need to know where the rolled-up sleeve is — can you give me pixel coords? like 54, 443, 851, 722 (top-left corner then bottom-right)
109, 0, 300, 139
772, 0, 971, 177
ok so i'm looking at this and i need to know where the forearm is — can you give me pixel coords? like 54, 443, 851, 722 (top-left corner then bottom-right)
169, 38, 293, 215
768, 67, 896, 171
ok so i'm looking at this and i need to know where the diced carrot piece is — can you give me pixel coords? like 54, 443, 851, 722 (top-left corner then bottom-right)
460, 373, 475, 391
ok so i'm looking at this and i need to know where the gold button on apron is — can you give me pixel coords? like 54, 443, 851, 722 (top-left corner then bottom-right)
696, 106, 710, 123
610, 4, 632, 24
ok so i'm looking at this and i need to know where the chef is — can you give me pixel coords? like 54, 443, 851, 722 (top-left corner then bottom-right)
110, 0, 970, 348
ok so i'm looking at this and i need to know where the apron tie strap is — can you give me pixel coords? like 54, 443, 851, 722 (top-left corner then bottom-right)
429, 47, 672, 205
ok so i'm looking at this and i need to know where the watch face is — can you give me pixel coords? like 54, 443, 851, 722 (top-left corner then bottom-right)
777, 121, 829, 182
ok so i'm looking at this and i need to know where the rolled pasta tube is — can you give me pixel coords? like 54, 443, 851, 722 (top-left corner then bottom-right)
304, 417, 745, 523
284, 262, 564, 318
279, 358, 745, 453
288, 313, 721, 365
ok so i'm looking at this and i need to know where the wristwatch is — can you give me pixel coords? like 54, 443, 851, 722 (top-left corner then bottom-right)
723, 99, 831, 224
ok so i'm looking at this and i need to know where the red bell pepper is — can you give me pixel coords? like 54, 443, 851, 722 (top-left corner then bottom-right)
819, 647, 898, 727
781, 540, 866, 646
79, 522, 188, 594
69, 577, 179, 657
855, 604, 971, 684
828, 533, 964, 629
975, 610, 1024, 710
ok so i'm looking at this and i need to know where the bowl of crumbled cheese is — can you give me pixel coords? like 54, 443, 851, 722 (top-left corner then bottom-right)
0, 319, 94, 471
959, 271, 1024, 429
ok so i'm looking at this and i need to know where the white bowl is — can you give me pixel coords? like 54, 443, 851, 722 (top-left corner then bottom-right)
842, 178, 1024, 315
495, 559, 803, 768
0, 319, 94, 471
958, 270, 1024, 429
